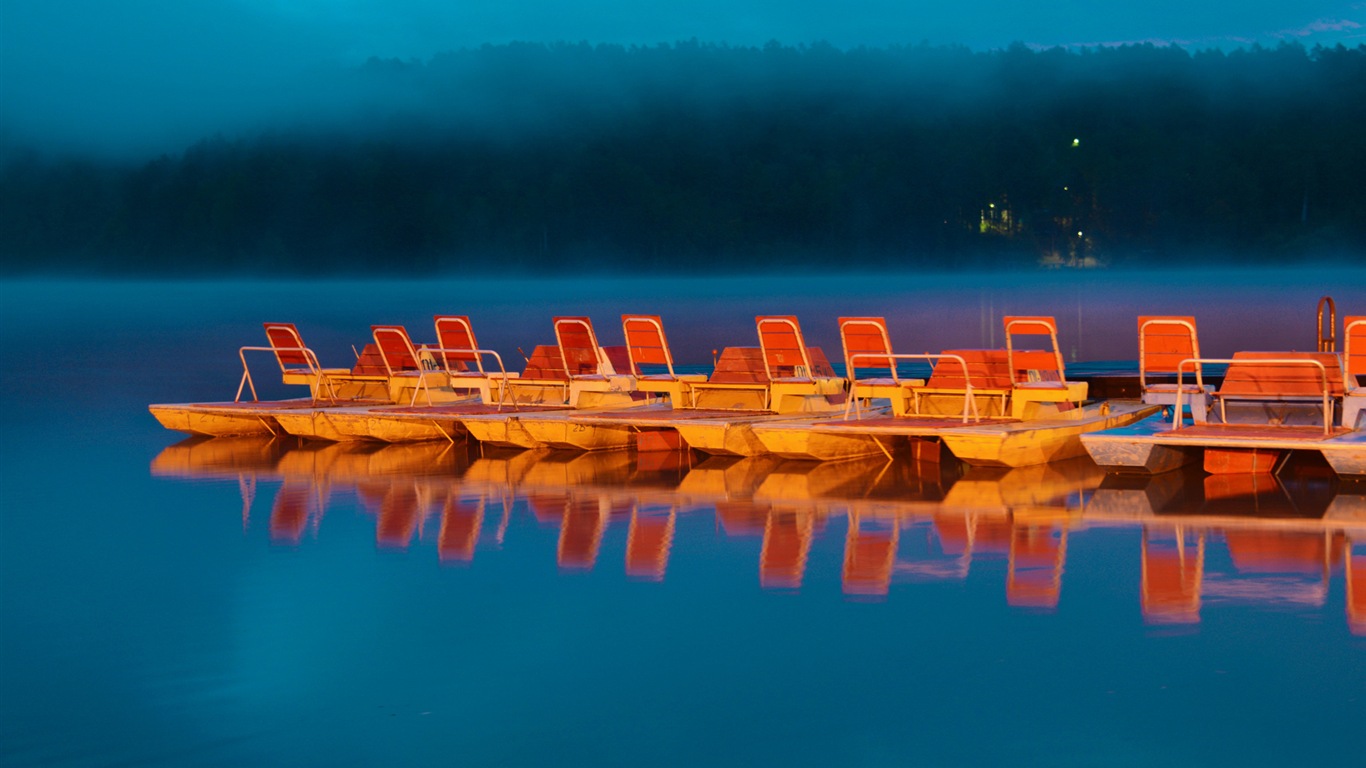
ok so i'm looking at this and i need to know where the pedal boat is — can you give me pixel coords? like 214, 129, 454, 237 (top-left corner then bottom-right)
149, 322, 390, 437
1082, 350, 1365, 477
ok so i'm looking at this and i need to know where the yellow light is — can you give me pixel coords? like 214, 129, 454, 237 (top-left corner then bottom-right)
1072, 138, 1080, 147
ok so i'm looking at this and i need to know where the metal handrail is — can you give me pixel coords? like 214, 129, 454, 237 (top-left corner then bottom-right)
1175, 356, 1334, 435
236, 344, 336, 404
424, 345, 512, 409
846, 352, 980, 423
1318, 296, 1336, 353
1344, 318, 1365, 382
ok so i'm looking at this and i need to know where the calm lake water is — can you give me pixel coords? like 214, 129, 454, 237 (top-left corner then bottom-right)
2, 269, 1364, 767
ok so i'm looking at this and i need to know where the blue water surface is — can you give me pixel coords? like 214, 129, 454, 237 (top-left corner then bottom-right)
1, 270, 1363, 767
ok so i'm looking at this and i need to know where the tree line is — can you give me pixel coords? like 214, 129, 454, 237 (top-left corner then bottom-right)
2, 40, 1363, 275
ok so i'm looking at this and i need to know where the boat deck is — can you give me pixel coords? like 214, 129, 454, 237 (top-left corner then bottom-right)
806, 415, 1018, 433
180, 399, 321, 410
1088, 416, 1361, 448
1082, 414, 1366, 476
384, 403, 570, 417
572, 406, 774, 425
149, 398, 390, 437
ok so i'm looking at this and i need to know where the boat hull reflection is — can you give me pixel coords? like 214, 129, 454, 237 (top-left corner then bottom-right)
152, 437, 1366, 631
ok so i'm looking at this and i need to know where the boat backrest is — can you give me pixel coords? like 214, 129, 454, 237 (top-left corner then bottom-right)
622, 314, 678, 377
1003, 315, 1065, 383
433, 315, 478, 372
553, 316, 605, 377
757, 315, 814, 380
522, 345, 569, 380
706, 347, 768, 384
370, 325, 422, 376
1138, 316, 1201, 386
838, 317, 896, 379
264, 322, 313, 372
1218, 351, 1345, 398
1345, 316, 1366, 386
350, 344, 388, 376
927, 349, 1014, 390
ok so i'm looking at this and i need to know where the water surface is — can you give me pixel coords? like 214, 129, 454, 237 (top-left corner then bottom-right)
1, 270, 1363, 767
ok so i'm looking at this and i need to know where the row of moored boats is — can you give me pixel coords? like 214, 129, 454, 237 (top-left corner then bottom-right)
150, 309, 1366, 477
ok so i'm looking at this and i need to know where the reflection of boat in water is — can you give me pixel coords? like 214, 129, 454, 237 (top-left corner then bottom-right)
151, 438, 1365, 631
151, 435, 472, 481
1085, 468, 1365, 628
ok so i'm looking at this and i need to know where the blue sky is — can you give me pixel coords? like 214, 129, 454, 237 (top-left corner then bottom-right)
2, 1, 1362, 157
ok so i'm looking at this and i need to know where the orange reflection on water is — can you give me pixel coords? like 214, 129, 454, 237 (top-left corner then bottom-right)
625, 505, 675, 581
1349, 540, 1365, 635
438, 498, 483, 563
1006, 521, 1068, 609
1088, 465, 1362, 630
372, 483, 420, 549
559, 498, 610, 571
759, 510, 813, 590
151, 436, 1366, 631
843, 515, 898, 598
1141, 527, 1204, 625
269, 482, 316, 545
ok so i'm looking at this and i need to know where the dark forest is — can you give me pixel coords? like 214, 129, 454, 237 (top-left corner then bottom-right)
2, 41, 1363, 275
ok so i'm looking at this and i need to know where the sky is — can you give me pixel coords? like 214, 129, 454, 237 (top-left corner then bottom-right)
2, 1, 1363, 158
